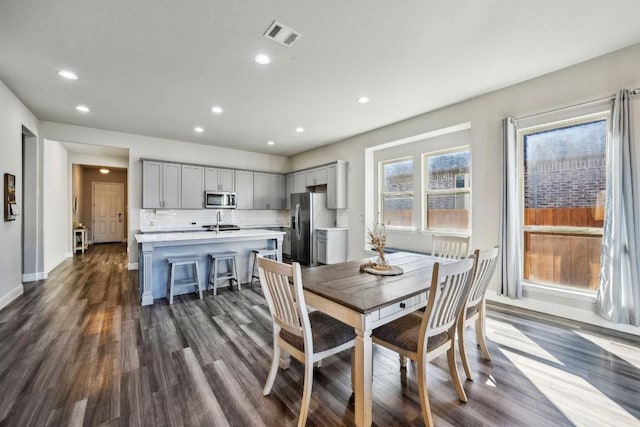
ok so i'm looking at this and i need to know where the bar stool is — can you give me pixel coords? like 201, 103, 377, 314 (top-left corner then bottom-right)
208, 251, 240, 295
166, 256, 202, 305
250, 248, 279, 286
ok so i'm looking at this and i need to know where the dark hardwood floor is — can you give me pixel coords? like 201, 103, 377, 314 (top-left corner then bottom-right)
0, 243, 638, 426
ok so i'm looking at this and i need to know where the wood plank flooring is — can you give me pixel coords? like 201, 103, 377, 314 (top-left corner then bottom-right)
0, 243, 638, 426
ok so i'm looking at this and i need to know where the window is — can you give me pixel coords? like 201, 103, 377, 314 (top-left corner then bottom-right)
424, 147, 471, 231
520, 114, 608, 292
380, 158, 413, 228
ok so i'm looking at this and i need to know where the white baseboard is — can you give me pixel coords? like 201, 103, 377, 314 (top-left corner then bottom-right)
46, 252, 73, 275
0, 284, 24, 311
22, 272, 47, 282
128, 263, 138, 270
486, 293, 640, 337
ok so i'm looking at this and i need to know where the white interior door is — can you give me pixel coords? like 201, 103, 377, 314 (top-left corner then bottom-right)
93, 182, 124, 243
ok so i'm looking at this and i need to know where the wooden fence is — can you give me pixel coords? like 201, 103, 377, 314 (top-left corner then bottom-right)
524, 207, 602, 290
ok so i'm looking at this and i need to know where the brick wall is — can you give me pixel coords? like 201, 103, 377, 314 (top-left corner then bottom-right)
524, 120, 606, 208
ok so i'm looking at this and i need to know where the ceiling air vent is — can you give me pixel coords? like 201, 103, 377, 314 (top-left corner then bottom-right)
263, 21, 302, 47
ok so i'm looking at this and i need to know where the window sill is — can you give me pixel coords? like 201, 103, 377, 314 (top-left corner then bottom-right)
421, 229, 470, 237
522, 282, 597, 303
385, 226, 417, 233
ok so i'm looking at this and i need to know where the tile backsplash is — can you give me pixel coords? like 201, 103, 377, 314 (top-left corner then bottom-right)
140, 209, 290, 230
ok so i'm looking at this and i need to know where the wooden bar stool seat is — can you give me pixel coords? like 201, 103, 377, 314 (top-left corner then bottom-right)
250, 248, 278, 285
166, 255, 203, 304
208, 251, 240, 295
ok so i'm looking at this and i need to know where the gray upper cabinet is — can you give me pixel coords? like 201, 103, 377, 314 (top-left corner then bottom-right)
235, 170, 254, 209
294, 171, 306, 193
285, 173, 295, 210
305, 166, 327, 187
142, 160, 181, 209
268, 174, 285, 210
181, 165, 204, 209
142, 161, 162, 208
205, 167, 235, 192
286, 172, 305, 209
327, 161, 348, 209
254, 172, 285, 210
162, 163, 182, 208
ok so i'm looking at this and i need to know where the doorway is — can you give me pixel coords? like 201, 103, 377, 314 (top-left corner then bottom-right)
92, 182, 124, 243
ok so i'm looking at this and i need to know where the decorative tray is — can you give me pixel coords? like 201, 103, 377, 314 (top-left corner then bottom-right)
363, 265, 404, 276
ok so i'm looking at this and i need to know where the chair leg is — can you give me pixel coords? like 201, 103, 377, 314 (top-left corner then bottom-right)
351, 350, 355, 392
233, 257, 240, 291
476, 301, 492, 360
399, 354, 407, 370
251, 252, 258, 286
263, 342, 281, 395
213, 259, 218, 296
208, 257, 214, 293
417, 356, 434, 427
194, 261, 203, 300
447, 344, 467, 403
458, 317, 473, 381
298, 359, 314, 427
168, 263, 175, 305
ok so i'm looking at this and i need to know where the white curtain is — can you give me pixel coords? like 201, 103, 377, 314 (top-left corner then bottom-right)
597, 90, 640, 326
499, 118, 522, 298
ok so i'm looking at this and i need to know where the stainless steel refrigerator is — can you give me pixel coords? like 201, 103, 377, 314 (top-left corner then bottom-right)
290, 192, 335, 266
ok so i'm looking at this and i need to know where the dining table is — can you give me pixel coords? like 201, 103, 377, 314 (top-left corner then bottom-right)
299, 251, 442, 427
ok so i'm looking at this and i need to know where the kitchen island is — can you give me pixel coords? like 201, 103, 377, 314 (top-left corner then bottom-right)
135, 229, 285, 305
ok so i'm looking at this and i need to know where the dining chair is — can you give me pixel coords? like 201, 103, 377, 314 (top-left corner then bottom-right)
257, 256, 356, 427
432, 234, 470, 259
457, 246, 499, 380
372, 258, 475, 427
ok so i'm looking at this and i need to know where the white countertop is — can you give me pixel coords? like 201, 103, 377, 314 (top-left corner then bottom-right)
139, 224, 289, 233
135, 228, 285, 244
316, 227, 348, 231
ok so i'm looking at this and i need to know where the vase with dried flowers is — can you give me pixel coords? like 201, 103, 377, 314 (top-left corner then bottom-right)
367, 223, 390, 270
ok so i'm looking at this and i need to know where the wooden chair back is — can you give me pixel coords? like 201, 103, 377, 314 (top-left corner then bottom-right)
467, 247, 500, 308
257, 256, 311, 343
432, 234, 470, 259
419, 258, 475, 344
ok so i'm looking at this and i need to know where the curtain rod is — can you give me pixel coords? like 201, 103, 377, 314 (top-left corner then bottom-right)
513, 87, 640, 123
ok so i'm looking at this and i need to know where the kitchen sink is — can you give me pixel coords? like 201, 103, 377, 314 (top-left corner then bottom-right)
202, 224, 241, 231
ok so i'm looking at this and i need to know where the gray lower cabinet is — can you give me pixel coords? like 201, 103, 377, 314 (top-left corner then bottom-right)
235, 170, 254, 209
181, 165, 204, 208
316, 228, 347, 264
283, 228, 291, 256
142, 160, 181, 209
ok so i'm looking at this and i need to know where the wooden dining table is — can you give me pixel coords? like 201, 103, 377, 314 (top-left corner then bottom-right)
300, 252, 441, 427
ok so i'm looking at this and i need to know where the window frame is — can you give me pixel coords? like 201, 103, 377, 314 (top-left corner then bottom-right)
378, 156, 415, 230
422, 145, 472, 233
517, 111, 609, 294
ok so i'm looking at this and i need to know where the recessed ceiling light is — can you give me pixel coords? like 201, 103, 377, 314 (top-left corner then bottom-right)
99, 168, 110, 174
58, 70, 78, 80
357, 96, 370, 104
254, 54, 271, 65
75, 105, 90, 113
296, 127, 304, 133
194, 127, 204, 133
267, 140, 275, 145
211, 106, 223, 114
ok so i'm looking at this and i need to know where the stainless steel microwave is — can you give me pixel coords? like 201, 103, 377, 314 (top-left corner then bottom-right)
204, 191, 237, 209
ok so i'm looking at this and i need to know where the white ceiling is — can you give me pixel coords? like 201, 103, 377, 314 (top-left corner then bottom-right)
2, 1, 640, 157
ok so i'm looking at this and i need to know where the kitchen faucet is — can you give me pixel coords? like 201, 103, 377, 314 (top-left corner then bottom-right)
216, 210, 222, 234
